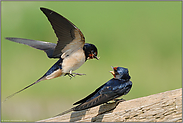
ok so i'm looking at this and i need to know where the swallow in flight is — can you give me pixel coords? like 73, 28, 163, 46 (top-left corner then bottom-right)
4, 7, 99, 102
55, 66, 132, 116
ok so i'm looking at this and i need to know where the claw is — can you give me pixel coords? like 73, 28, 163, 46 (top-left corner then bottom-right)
114, 98, 126, 103
72, 73, 86, 76
64, 72, 86, 79
64, 73, 74, 79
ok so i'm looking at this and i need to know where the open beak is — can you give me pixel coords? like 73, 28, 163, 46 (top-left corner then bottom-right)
94, 55, 100, 60
110, 66, 115, 77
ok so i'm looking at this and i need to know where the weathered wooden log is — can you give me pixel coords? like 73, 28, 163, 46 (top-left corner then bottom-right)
38, 88, 182, 122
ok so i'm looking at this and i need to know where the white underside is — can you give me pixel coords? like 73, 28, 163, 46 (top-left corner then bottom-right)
61, 48, 85, 74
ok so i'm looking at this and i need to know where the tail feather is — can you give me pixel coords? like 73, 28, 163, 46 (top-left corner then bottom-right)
3, 77, 46, 103
54, 108, 74, 117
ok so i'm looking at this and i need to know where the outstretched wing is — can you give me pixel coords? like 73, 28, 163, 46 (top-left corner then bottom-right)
5, 37, 56, 58
40, 7, 85, 59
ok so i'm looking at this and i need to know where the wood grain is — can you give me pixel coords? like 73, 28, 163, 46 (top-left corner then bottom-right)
38, 88, 182, 122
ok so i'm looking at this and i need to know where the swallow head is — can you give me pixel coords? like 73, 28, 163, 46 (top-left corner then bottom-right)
83, 43, 99, 60
110, 66, 131, 80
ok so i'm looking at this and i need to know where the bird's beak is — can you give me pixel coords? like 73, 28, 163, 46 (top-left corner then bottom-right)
94, 55, 100, 60
110, 66, 115, 77
110, 71, 115, 77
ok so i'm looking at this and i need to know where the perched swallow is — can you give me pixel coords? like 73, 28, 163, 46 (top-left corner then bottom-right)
56, 67, 132, 116
4, 7, 99, 102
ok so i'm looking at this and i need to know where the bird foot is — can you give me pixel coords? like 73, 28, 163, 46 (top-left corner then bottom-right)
72, 73, 86, 77
114, 98, 126, 103
64, 73, 74, 79
65, 73, 86, 79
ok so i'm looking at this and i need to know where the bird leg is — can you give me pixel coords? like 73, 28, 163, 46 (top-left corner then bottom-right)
64, 70, 74, 79
105, 102, 111, 104
64, 70, 86, 79
69, 70, 86, 77
71, 73, 86, 77
64, 73, 73, 79
114, 98, 126, 103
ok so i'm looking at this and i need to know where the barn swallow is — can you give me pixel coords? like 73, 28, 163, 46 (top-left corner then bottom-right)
4, 7, 99, 102
55, 67, 132, 116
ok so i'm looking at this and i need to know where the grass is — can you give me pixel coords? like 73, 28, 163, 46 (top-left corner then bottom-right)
1, 1, 181, 121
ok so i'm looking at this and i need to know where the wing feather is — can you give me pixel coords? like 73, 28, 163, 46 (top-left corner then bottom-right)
73, 80, 132, 111
40, 7, 85, 58
5, 37, 56, 58
73, 83, 107, 105
73, 94, 111, 111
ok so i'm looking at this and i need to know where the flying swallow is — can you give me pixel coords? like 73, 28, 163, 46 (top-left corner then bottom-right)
55, 67, 132, 116
4, 7, 99, 102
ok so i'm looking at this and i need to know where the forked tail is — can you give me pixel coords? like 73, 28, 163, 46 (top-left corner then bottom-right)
3, 77, 46, 103
54, 108, 74, 117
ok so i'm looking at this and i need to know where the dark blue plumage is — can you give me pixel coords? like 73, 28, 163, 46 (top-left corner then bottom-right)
43, 59, 63, 77
56, 67, 132, 116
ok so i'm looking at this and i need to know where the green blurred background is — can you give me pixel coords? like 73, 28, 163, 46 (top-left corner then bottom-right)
1, 1, 181, 122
